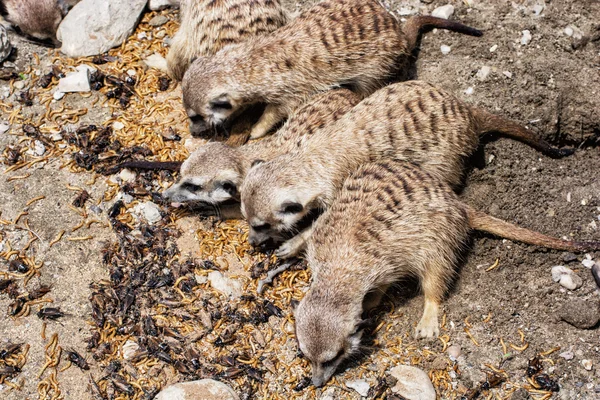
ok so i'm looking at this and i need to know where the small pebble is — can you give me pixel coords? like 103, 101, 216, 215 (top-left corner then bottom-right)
447, 345, 461, 359
50, 132, 63, 141
559, 351, 574, 360
563, 253, 577, 263
440, 45, 451, 55
14, 80, 25, 90
532, 4, 544, 15
143, 53, 168, 72
431, 4, 454, 19
113, 121, 125, 130
119, 168, 136, 183
31, 140, 46, 156
137, 32, 148, 40
127, 69, 136, 76
155, 380, 239, 400
559, 299, 600, 329
346, 379, 370, 397
53, 90, 65, 100
551, 265, 582, 290
489, 44, 498, 52
521, 30, 532, 45
503, 71, 513, 79
564, 27, 574, 37
133, 201, 162, 224
389, 365, 436, 400
582, 258, 595, 269
464, 87, 474, 95
208, 271, 242, 298
476, 65, 491, 81
582, 360, 593, 371
149, 15, 169, 26
122, 339, 139, 360
0, 121, 9, 134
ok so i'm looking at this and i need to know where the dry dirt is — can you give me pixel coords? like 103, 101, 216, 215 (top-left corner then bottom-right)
0, 1, 599, 399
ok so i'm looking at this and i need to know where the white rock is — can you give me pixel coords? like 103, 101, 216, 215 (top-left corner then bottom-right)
121, 193, 134, 204
119, 168, 136, 183
0, 121, 9, 134
532, 4, 544, 16
50, 132, 63, 141
112, 121, 125, 130
53, 90, 66, 100
320, 388, 336, 400
551, 265, 582, 290
14, 80, 25, 90
521, 30, 532, 45
149, 0, 180, 11
464, 86, 474, 95
389, 365, 436, 400
489, 44, 498, 52
582, 359, 593, 371
137, 32, 148, 40
431, 4, 454, 19
122, 339, 139, 360
57, 0, 147, 57
440, 45, 451, 55
207, 271, 242, 298
149, 15, 169, 27
346, 379, 370, 397
503, 71, 513, 78
564, 26, 574, 37
447, 345, 462, 359
29, 140, 46, 156
476, 65, 491, 81
134, 201, 162, 224
127, 69, 137, 77
582, 259, 595, 269
559, 351, 574, 360
143, 53, 168, 72
154, 379, 239, 400
58, 68, 91, 93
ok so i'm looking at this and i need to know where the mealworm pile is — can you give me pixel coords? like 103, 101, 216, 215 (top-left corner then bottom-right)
0, 8, 564, 400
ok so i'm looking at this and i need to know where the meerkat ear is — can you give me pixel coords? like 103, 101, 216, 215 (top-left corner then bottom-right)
281, 201, 303, 214
290, 299, 299, 311
251, 159, 265, 168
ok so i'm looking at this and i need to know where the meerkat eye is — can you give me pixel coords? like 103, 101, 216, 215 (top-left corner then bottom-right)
281, 202, 303, 214
252, 223, 271, 232
210, 100, 233, 110
219, 181, 237, 196
189, 115, 204, 123
322, 349, 345, 368
181, 182, 203, 192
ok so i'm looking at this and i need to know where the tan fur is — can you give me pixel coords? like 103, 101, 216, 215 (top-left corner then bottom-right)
240, 80, 572, 257
167, 0, 287, 81
295, 159, 600, 386
162, 88, 361, 217
182, 0, 482, 138
0, 0, 72, 45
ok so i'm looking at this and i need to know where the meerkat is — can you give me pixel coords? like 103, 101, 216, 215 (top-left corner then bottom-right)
294, 159, 600, 387
240, 80, 574, 258
182, 0, 483, 138
0, 0, 76, 46
161, 88, 361, 218
167, 0, 288, 81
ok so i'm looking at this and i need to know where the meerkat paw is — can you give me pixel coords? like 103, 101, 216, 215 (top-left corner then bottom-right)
249, 125, 270, 140
414, 317, 440, 339
275, 237, 305, 259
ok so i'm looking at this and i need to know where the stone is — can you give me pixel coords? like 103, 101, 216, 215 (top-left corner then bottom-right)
50, 132, 63, 141
431, 4, 454, 19
149, 0, 180, 10
0, 25, 12, 63
551, 265, 582, 290
440, 45, 451, 55
489, 44, 498, 52
582, 258, 595, 268
447, 345, 461, 359
532, 4, 544, 16
14, 80, 25, 90
476, 66, 491, 81
53, 90, 66, 100
119, 168, 136, 183
521, 30, 532, 45
389, 365, 436, 400
559, 299, 600, 329
57, 0, 147, 57
58, 66, 91, 93
564, 27, 574, 37
143, 53, 168, 72
122, 339, 139, 360
559, 351, 574, 360
207, 271, 242, 298
149, 15, 169, 27
154, 379, 239, 400
503, 71, 513, 79
134, 201, 162, 224
0, 121, 9, 134
346, 379, 370, 397
27, 140, 46, 156
464, 87, 474, 95
582, 360, 593, 371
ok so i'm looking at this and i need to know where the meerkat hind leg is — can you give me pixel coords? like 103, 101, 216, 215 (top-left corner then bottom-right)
249, 104, 287, 139
415, 267, 446, 339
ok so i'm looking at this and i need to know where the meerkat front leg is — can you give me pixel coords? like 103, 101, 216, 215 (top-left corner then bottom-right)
275, 226, 314, 259
415, 268, 446, 339
195, 203, 244, 220
249, 104, 288, 139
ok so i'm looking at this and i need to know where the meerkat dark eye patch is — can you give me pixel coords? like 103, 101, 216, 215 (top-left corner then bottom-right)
281, 202, 303, 214
181, 182, 203, 192
219, 181, 237, 196
322, 349, 345, 368
251, 159, 265, 168
210, 100, 233, 110
252, 223, 271, 232
189, 115, 204, 123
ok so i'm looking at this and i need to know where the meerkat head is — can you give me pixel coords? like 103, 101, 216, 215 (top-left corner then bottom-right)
182, 52, 246, 137
162, 142, 244, 204
294, 287, 364, 387
240, 159, 321, 249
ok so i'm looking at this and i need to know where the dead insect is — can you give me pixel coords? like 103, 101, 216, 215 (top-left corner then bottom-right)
480, 372, 505, 391
91, 55, 117, 65
106, 87, 122, 99
368, 375, 389, 398
104, 360, 122, 374
263, 300, 283, 318
0, 278, 14, 292
37, 307, 65, 320
154, 351, 173, 364
294, 376, 311, 391
527, 356, 543, 377
9, 258, 30, 274
17, 90, 33, 106
8, 298, 25, 316
220, 367, 243, 379
108, 200, 124, 218
534, 373, 560, 392
0, 365, 21, 377
161, 127, 181, 141
173, 360, 193, 374
158, 76, 170, 91
111, 374, 135, 396
5, 146, 22, 165
125, 76, 136, 86
65, 349, 90, 370
0, 343, 22, 359
245, 366, 263, 382
23, 124, 39, 137
25, 285, 51, 301
89, 71, 105, 91
89, 374, 106, 400
38, 72, 54, 88
72, 190, 90, 208
119, 93, 130, 108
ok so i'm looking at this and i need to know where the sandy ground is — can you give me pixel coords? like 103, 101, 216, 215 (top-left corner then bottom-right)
1, 0, 599, 399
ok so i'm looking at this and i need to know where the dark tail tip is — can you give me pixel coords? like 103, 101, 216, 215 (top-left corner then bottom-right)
547, 146, 576, 159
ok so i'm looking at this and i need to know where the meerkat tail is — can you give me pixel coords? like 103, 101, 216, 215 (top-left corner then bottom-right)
466, 206, 600, 252
112, 160, 183, 172
472, 108, 574, 158
402, 16, 483, 53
